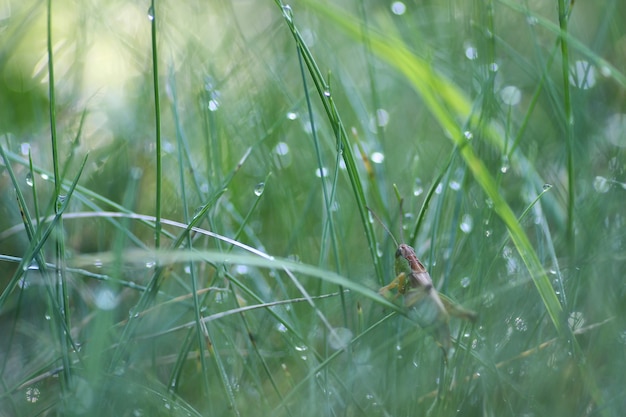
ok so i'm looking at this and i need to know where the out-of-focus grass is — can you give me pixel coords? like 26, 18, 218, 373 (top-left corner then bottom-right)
1, 0, 625, 416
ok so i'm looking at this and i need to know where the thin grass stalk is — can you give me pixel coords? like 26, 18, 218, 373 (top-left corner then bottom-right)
149, 0, 162, 250
171, 71, 211, 402
557, 0, 575, 246
46, 0, 73, 392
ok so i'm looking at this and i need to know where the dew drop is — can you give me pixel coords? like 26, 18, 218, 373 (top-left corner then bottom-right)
375, 108, 389, 127
413, 178, 424, 196
460, 276, 471, 288
282, 5, 293, 22
568, 311, 585, 331
234, 264, 249, 275
315, 167, 328, 178
130, 167, 143, 180
526, 15, 538, 25
274, 142, 289, 155
542, 183, 552, 191
371, 151, 384, 164
569, 60, 596, 89
20, 143, 31, 156
500, 85, 521, 106
460, 214, 473, 233
463, 131, 473, 140
286, 112, 298, 120
391, 1, 406, 15
94, 287, 119, 310
328, 327, 353, 350
323, 90, 331, 98
147, 5, 155, 21
600, 65, 611, 78
500, 156, 510, 173
465, 45, 478, 60
25, 173, 34, 186
604, 113, 626, 148
208, 99, 219, 111
254, 182, 265, 196
25, 387, 40, 403
276, 323, 288, 333
376, 242, 383, 258
593, 176, 609, 193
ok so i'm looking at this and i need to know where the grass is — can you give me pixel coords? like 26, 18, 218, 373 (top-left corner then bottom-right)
1, 0, 625, 416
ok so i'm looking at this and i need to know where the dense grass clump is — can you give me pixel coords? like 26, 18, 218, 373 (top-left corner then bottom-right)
1, 0, 625, 416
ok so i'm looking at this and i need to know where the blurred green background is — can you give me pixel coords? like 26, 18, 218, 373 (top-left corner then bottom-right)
1, 0, 625, 416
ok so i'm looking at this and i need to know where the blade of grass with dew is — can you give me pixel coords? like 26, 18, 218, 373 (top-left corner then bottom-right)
294, 51, 347, 326
169, 66, 217, 404
557, 0, 575, 245
72, 249, 403, 314
46, 0, 74, 392
149, 0, 162, 250
275, 0, 385, 286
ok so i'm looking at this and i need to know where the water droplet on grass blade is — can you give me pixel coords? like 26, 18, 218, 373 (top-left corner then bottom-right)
254, 182, 265, 196
20, 143, 31, 155
315, 167, 328, 178
286, 112, 297, 120
282, 5, 293, 22
371, 151, 384, 164
461, 276, 471, 287
147, 5, 154, 20
94, 287, 119, 310
569, 60, 596, 89
25, 387, 40, 403
500, 85, 521, 106
328, 327, 352, 350
460, 214, 473, 233
593, 176, 610, 193
391, 1, 406, 15
464, 131, 473, 140
208, 99, 219, 111
25, 173, 33, 186
465, 45, 478, 60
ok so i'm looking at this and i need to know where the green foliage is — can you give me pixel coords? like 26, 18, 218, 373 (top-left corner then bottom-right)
1, 0, 625, 416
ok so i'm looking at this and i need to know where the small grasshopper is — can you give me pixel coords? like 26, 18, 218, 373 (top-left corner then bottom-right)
371, 208, 477, 355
